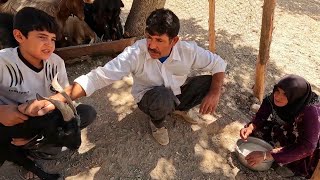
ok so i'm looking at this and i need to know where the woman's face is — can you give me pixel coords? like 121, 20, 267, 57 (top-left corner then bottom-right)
273, 87, 288, 107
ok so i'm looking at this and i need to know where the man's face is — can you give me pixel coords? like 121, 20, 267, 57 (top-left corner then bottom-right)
18, 30, 56, 62
145, 32, 178, 59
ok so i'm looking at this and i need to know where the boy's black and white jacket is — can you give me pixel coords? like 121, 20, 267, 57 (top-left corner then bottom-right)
0, 47, 69, 105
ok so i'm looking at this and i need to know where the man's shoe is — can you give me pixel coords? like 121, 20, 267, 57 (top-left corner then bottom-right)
173, 110, 199, 124
149, 121, 169, 146
173, 106, 216, 125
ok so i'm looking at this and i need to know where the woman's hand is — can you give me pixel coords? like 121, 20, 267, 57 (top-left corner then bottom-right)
245, 151, 264, 166
245, 151, 274, 167
240, 123, 255, 141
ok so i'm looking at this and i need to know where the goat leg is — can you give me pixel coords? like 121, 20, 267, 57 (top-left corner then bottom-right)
8, 145, 61, 180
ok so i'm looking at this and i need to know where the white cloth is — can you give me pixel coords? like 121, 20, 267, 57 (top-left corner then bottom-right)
0, 47, 69, 105
75, 39, 227, 102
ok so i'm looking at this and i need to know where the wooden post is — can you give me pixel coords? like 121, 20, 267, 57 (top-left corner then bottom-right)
311, 161, 320, 180
55, 38, 136, 63
208, 0, 216, 53
253, 0, 276, 102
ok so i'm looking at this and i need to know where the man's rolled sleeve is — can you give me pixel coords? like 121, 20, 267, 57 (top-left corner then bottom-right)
192, 43, 227, 74
210, 54, 227, 74
74, 75, 96, 97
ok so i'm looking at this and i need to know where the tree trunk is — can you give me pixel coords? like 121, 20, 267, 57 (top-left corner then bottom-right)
253, 0, 276, 102
124, 0, 166, 37
208, 0, 216, 53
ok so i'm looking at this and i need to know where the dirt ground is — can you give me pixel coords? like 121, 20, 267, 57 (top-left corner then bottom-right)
0, 0, 319, 179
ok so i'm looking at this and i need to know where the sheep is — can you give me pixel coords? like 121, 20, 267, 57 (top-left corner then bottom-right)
0, 74, 81, 180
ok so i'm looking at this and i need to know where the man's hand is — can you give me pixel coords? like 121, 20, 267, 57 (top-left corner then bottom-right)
199, 92, 220, 114
199, 72, 224, 115
18, 99, 55, 116
0, 105, 28, 126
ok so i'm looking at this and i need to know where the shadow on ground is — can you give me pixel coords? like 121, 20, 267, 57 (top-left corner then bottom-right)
277, 0, 320, 20
0, 13, 309, 180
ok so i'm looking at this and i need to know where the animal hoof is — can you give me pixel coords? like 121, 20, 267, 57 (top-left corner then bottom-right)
48, 173, 61, 180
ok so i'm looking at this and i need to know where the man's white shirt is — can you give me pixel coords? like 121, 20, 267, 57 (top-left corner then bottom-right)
75, 39, 227, 102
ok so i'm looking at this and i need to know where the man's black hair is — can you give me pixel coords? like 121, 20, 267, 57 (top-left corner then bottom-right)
145, 8, 180, 39
13, 7, 59, 37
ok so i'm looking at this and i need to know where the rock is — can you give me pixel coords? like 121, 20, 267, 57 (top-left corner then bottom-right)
250, 104, 260, 113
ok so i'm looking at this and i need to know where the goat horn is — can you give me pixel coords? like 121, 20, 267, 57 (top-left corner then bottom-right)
36, 93, 74, 122
51, 73, 64, 92
52, 73, 78, 115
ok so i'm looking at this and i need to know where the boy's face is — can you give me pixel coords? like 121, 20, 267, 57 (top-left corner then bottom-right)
14, 29, 56, 62
145, 32, 179, 59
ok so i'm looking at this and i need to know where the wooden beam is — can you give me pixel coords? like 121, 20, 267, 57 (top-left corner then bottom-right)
54, 37, 137, 62
311, 161, 320, 180
209, 0, 216, 53
253, 0, 276, 102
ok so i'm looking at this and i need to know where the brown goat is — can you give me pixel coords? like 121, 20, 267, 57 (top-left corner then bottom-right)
62, 16, 98, 46
0, 0, 93, 47
0, 0, 85, 27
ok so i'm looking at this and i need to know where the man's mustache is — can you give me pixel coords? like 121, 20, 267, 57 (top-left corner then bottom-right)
148, 48, 160, 54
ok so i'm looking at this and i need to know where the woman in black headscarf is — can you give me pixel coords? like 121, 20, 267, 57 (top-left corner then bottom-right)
240, 74, 320, 178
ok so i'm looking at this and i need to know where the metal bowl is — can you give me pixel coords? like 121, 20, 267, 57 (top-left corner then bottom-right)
235, 137, 274, 171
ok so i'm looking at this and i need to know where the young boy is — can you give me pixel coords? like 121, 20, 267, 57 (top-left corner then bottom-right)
0, 6, 96, 176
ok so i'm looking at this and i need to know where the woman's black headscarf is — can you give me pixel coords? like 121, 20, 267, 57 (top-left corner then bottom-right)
269, 74, 319, 122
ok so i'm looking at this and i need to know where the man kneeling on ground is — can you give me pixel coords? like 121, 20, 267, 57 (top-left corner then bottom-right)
22, 8, 227, 146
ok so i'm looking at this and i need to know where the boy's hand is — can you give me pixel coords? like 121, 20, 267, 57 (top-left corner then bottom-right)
11, 138, 32, 146
18, 99, 55, 116
0, 105, 28, 126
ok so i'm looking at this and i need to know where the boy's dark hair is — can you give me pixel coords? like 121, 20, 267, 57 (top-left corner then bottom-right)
145, 8, 180, 39
13, 7, 59, 37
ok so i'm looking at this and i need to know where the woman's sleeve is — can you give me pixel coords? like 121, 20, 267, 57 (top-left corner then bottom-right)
271, 105, 320, 165
251, 97, 272, 129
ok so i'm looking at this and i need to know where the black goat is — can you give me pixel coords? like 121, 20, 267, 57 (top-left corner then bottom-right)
0, 12, 18, 50
0, 74, 81, 180
84, 0, 124, 41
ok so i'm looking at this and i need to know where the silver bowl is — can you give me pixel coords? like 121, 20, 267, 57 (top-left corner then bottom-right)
235, 137, 274, 171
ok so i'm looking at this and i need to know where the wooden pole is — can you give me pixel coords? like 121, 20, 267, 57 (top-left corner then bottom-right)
208, 0, 216, 53
253, 0, 276, 102
311, 161, 320, 180
55, 37, 136, 62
